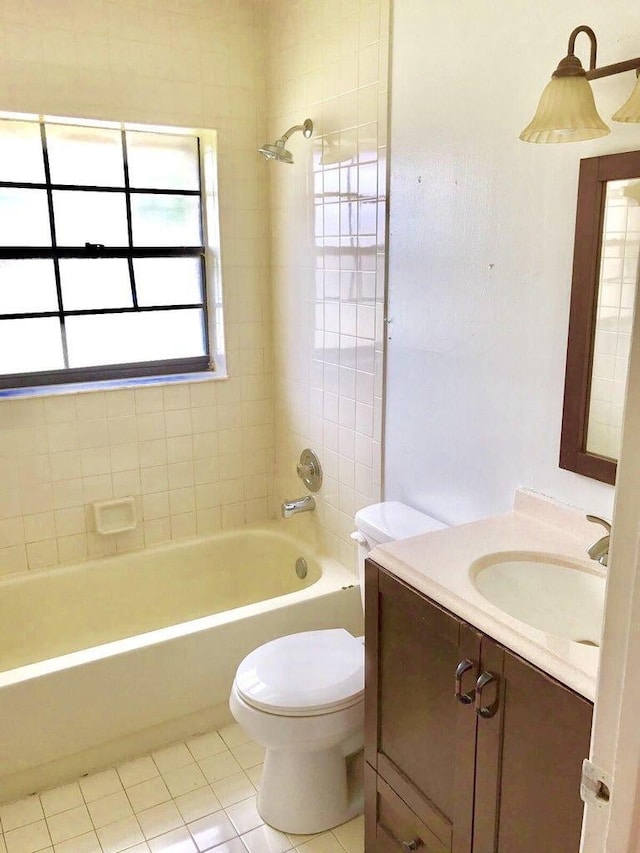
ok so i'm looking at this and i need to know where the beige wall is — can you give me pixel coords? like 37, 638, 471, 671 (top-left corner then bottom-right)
265, 0, 391, 570
384, 0, 639, 524
0, 0, 274, 573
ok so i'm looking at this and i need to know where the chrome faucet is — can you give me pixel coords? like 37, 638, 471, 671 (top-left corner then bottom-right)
281, 495, 315, 519
586, 514, 612, 567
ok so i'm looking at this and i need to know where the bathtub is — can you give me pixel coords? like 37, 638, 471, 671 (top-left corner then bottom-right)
0, 525, 362, 801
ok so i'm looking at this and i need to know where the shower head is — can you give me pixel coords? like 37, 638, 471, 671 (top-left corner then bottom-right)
258, 118, 313, 164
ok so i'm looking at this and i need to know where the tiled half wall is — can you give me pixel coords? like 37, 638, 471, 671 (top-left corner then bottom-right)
266, 0, 391, 572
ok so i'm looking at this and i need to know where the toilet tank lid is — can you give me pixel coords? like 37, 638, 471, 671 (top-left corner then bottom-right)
355, 501, 446, 545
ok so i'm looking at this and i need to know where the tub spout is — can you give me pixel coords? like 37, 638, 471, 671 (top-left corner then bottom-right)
281, 496, 315, 519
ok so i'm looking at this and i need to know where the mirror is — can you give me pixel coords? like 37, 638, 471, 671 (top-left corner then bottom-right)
561, 150, 640, 485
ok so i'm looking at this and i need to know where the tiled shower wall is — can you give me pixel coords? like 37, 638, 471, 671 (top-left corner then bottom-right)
265, 0, 390, 571
0, 0, 273, 573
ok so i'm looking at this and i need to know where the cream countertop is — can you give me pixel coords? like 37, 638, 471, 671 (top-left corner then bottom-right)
369, 489, 605, 702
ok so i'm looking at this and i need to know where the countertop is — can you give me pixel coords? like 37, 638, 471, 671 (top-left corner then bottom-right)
370, 489, 604, 701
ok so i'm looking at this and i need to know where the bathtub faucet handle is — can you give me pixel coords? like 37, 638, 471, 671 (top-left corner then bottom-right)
296, 449, 322, 492
296, 461, 315, 478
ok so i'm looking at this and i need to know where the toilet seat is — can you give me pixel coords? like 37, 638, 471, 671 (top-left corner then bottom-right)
235, 629, 364, 717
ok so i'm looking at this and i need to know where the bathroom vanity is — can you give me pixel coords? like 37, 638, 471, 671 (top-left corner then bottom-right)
363, 491, 603, 853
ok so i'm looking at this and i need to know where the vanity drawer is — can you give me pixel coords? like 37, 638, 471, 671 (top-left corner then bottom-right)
365, 764, 451, 853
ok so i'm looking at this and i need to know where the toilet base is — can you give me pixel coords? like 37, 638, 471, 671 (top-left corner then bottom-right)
257, 746, 364, 834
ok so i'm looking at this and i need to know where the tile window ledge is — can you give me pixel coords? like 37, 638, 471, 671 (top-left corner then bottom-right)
0, 364, 229, 401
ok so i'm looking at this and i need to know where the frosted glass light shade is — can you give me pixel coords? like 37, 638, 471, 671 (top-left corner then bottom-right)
612, 75, 640, 122
520, 76, 610, 143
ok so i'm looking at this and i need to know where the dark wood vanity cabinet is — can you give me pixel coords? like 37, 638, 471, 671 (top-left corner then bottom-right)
364, 560, 593, 853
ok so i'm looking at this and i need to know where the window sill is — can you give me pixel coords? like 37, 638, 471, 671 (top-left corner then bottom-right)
0, 366, 229, 400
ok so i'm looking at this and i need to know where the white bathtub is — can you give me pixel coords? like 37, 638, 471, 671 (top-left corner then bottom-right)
0, 525, 362, 801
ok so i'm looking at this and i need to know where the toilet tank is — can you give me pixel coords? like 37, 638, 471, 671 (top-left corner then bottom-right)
353, 501, 447, 611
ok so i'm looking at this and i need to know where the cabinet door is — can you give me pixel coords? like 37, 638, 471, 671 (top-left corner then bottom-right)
365, 562, 481, 853
474, 638, 593, 853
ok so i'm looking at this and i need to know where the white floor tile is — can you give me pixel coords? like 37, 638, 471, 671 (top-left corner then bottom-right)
244, 766, 262, 792
95, 817, 144, 853
161, 765, 207, 799
117, 758, 160, 789
187, 812, 236, 853
198, 753, 241, 785
40, 786, 84, 820
147, 827, 196, 853
87, 793, 133, 830
1, 798, 45, 832
52, 830, 101, 853
185, 732, 227, 763
173, 789, 221, 825
4, 820, 52, 853
331, 816, 363, 853
151, 746, 193, 775
224, 797, 262, 836
217, 725, 251, 751
211, 773, 256, 809
0, 727, 362, 853
45, 806, 93, 844
284, 834, 317, 848
79, 771, 123, 804
230, 743, 265, 771
208, 840, 246, 853
125, 780, 171, 814
241, 825, 291, 853
295, 834, 344, 853
136, 802, 184, 841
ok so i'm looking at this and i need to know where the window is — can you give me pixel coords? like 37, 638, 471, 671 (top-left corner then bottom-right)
0, 115, 216, 390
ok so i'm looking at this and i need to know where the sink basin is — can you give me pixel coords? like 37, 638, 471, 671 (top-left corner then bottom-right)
470, 552, 606, 646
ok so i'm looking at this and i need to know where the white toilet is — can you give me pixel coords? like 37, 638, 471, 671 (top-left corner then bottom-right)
229, 501, 446, 834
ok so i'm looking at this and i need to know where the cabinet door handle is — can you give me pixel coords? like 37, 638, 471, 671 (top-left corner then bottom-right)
475, 671, 499, 719
401, 840, 422, 852
454, 659, 475, 705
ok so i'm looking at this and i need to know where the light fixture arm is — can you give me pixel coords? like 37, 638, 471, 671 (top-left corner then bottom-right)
567, 26, 598, 71
558, 24, 640, 81
587, 57, 640, 81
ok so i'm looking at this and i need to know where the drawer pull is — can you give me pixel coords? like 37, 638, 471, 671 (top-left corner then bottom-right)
475, 670, 499, 719
454, 659, 475, 705
401, 840, 422, 852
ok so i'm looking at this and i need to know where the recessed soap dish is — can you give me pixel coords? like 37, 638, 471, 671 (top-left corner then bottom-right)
93, 496, 137, 535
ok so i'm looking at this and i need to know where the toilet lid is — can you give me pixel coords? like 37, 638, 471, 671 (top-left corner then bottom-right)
235, 629, 364, 716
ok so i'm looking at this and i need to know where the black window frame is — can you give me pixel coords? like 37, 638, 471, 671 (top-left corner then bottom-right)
0, 120, 212, 390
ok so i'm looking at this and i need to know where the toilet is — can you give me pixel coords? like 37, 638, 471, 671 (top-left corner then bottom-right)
229, 501, 447, 834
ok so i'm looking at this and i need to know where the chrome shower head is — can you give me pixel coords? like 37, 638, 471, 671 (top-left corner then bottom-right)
258, 138, 294, 164
258, 118, 313, 164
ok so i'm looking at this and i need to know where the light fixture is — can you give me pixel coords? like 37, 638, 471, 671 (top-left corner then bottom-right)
520, 26, 640, 144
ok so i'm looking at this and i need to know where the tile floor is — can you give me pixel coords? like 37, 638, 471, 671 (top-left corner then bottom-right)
0, 725, 363, 853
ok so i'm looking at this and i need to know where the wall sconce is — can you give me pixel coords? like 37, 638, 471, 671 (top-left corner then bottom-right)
520, 25, 640, 144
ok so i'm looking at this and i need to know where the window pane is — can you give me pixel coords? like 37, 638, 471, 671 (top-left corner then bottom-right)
53, 191, 129, 246
127, 132, 200, 190
0, 119, 46, 183
46, 124, 125, 187
134, 257, 203, 306
131, 194, 201, 247
60, 259, 133, 311
0, 318, 64, 374
0, 188, 51, 246
66, 309, 206, 367
0, 259, 58, 314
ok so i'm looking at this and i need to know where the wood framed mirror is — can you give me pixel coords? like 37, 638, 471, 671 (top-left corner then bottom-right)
560, 150, 640, 485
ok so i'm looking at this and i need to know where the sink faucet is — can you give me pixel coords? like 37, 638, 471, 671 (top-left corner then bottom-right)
586, 514, 612, 567
281, 495, 315, 519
